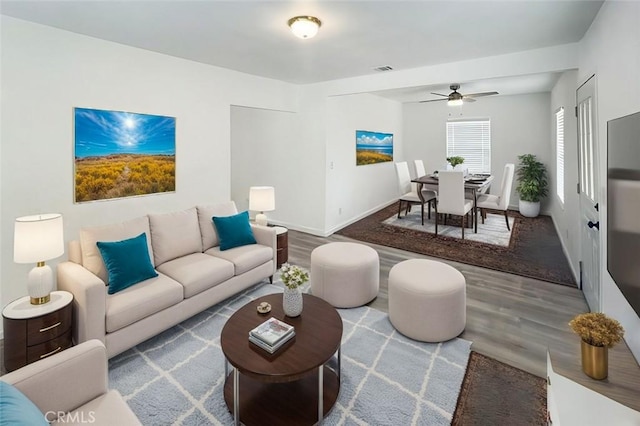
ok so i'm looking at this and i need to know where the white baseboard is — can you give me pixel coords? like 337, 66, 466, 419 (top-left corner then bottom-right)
549, 213, 579, 284
324, 199, 398, 236
269, 199, 398, 238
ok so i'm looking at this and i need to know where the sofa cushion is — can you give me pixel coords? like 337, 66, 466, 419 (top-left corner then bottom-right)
97, 233, 158, 294
212, 211, 256, 251
148, 208, 202, 266
197, 202, 238, 251
106, 273, 183, 333
51, 390, 140, 426
80, 216, 153, 284
156, 253, 235, 298
205, 243, 273, 275
0, 381, 48, 426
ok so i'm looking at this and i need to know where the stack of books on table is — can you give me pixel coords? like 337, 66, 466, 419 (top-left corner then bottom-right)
249, 317, 295, 354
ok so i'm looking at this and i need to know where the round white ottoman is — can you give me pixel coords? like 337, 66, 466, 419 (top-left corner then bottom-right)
388, 259, 466, 342
310, 242, 379, 308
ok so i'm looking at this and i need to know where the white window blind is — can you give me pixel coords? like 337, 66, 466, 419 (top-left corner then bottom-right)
556, 108, 565, 203
446, 119, 491, 174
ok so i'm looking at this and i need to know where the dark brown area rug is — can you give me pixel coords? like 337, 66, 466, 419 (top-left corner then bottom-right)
336, 202, 576, 287
452, 352, 547, 426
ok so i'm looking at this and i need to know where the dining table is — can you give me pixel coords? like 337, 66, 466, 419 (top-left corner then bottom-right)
412, 174, 494, 233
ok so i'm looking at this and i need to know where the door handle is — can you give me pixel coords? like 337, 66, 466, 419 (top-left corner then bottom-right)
588, 221, 600, 230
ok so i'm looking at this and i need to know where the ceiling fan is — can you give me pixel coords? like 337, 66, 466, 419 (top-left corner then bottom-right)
420, 84, 498, 106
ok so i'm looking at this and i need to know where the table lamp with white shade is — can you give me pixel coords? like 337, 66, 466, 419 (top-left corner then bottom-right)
249, 186, 275, 226
14, 213, 64, 305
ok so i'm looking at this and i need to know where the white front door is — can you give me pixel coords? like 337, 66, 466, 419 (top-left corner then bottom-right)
577, 75, 600, 311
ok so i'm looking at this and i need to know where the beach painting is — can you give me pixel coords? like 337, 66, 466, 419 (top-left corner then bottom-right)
356, 130, 393, 165
74, 107, 176, 202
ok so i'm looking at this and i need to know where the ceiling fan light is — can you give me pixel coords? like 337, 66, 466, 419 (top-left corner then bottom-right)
448, 99, 464, 107
288, 16, 322, 39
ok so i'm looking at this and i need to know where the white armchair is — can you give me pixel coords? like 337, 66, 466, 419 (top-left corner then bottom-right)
1, 340, 140, 425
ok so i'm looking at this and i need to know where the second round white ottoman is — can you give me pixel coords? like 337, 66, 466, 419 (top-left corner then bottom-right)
388, 259, 466, 342
310, 242, 379, 308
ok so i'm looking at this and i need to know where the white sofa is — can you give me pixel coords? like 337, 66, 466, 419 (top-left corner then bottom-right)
1, 340, 140, 425
57, 202, 276, 358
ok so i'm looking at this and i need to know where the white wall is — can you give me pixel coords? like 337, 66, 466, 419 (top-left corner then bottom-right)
578, 1, 640, 360
549, 70, 580, 280
230, 105, 308, 229
402, 93, 551, 209
324, 94, 403, 233
0, 17, 298, 333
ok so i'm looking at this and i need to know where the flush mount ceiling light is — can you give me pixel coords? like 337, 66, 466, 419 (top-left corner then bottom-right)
287, 16, 322, 39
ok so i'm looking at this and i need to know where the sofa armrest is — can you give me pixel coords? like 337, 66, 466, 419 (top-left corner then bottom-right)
1, 340, 108, 416
57, 261, 107, 345
251, 224, 277, 273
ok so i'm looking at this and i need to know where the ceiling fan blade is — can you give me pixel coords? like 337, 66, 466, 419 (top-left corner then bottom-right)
464, 91, 499, 98
430, 92, 449, 97
462, 97, 476, 103
419, 98, 448, 103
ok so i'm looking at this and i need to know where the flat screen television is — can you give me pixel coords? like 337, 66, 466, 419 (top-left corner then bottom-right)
607, 110, 640, 317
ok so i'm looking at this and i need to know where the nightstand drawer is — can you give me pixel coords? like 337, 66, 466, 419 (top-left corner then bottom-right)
26, 303, 72, 345
26, 328, 72, 364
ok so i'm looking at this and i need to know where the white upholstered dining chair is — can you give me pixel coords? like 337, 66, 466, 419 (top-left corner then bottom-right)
395, 161, 436, 225
413, 159, 438, 216
435, 170, 474, 239
476, 163, 515, 230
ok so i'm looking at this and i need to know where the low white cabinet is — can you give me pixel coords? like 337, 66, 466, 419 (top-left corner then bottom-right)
547, 349, 640, 425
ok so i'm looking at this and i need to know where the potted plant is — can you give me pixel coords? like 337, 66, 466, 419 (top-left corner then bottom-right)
280, 263, 309, 317
568, 312, 624, 380
515, 154, 548, 217
446, 156, 465, 169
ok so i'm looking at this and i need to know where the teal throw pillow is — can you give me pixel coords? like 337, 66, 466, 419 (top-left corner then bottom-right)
0, 381, 48, 426
97, 233, 158, 294
212, 211, 257, 251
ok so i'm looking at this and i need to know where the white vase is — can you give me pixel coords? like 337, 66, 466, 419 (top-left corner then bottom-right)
283, 286, 303, 317
519, 199, 541, 217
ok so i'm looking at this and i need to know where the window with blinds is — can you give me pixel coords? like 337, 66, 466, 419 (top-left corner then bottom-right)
446, 119, 491, 174
556, 108, 565, 204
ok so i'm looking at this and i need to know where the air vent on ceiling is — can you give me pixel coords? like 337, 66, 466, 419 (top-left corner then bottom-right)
373, 65, 394, 72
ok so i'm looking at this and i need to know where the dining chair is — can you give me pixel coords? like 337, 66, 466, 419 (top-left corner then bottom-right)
395, 161, 436, 225
435, 170, 474, 239
476, 163, 515, 230
413, 159, 438, 218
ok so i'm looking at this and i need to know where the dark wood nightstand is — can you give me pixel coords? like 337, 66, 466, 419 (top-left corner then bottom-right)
2, 291, 73, 372
274, 226, 288, 268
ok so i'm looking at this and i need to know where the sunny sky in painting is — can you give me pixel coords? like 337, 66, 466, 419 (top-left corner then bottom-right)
356, 130, 393, 148
75, 108, 176, 158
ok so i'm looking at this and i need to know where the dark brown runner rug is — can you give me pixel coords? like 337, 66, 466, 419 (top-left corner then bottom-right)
452, 352, 547, 426
336, 202, 576, 287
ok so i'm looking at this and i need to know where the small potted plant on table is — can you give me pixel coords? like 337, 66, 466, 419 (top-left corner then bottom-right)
446, 156, 465, 170
568, 312, 624, 380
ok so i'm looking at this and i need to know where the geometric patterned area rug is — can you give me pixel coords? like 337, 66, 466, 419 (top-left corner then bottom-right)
383, 209, 515, 247
108, 281, 472, 425
452, 352, 547, 425
337, 202, 577, 287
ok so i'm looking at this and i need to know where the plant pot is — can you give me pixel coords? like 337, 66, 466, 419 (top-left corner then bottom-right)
283, 287, 303, 317
581, 340, 608, 380
518, 200, 540, 217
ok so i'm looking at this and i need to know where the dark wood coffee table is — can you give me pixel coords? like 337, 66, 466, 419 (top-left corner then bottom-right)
221, 293, 343, 426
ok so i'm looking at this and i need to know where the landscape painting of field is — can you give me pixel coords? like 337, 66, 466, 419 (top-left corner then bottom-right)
356, 130, 393, 165
74, 107, 176, 202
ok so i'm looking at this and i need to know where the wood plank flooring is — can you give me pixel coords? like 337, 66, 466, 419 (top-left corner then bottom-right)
288, 229, 589, 378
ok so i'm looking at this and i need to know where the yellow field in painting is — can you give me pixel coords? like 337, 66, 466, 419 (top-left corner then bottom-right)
75, 154, 175, 202
356, 150, 393, 165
